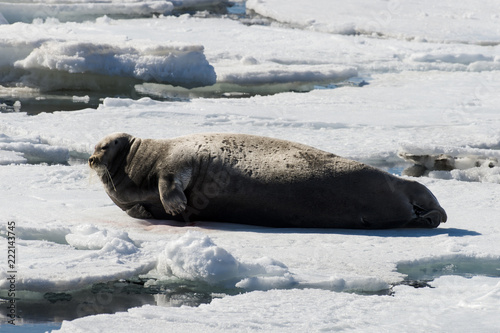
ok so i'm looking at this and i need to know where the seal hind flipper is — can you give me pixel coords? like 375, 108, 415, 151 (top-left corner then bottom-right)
159, 175, 188, 216
126, 204, 153, 219
408, 205, 446, 228
419, 209, 446, 228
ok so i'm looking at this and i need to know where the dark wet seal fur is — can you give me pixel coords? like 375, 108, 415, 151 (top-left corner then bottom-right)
89, 133, 447, 229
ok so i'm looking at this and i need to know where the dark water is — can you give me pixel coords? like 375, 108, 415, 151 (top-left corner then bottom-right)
1, 322, 62, 332
0, 278, 236, 327
0, 92, 105, 115
0, 80, 365, 115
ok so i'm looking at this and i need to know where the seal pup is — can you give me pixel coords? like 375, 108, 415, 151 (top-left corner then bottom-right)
89, 133, 447, 229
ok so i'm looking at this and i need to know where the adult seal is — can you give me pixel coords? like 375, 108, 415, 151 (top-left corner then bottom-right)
89, 132, 447, 229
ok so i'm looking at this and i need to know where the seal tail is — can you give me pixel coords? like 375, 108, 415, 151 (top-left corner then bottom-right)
409, 204, 447, 228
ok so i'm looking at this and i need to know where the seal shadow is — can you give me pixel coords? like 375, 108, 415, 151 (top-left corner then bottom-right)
317, 227, 481, 238
139, 219, 480, 238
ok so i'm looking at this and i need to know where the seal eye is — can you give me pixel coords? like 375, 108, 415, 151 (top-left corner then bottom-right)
101, 144, 109, 150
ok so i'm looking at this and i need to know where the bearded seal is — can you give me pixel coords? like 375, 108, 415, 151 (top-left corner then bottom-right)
88, 133, 447, 229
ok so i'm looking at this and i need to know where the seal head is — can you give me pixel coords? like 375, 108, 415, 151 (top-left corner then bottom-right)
89, 132, 133, 185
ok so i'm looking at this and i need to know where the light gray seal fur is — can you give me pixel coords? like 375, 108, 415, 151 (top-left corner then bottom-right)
88, 132, 447, 229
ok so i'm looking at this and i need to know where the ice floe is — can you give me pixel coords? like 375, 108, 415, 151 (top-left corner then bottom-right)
0, 134, 69, 165
0, 0, 226, 23
1, 0, 500, 331
4, 40, 216, 91
247, 0, 500, 44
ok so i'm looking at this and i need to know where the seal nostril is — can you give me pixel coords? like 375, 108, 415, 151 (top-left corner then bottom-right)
89, 156, 95, 165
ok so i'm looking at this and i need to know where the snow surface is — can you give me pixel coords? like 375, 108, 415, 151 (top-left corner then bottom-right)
0, 0, 500, 332
247, 0, 500, 44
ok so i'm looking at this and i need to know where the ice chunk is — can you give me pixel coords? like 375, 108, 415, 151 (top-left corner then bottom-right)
0, 1, 174, 23
156, 231, 243, 285
0, 225, 71, 244
0, 0, 229, 24
409, 53, 493, 65
154, 231, 297, 289
235, 275, 297, 291
441, 165, 500, 183
0, 138, 69, 164
408, 53, 500, 72
72, 95, 90, 103
14, 41, 216, 90
218, 65, 357, 85
0, 150, 26, 165
399, 143, 500, 182
65, 224, 136, 251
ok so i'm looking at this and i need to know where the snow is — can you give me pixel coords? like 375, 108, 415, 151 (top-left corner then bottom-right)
0, 0, 500, 332
247, 0, 500, 44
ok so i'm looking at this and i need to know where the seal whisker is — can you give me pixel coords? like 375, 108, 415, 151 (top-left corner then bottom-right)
104, 167, 117, 192
89, 168, 95, 185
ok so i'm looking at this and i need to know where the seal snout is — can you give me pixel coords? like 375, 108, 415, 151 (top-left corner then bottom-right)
88, 155, 99, 168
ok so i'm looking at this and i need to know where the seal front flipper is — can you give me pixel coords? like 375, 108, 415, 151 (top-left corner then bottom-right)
158, 174, 188, 216
126, 204, 153, 219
